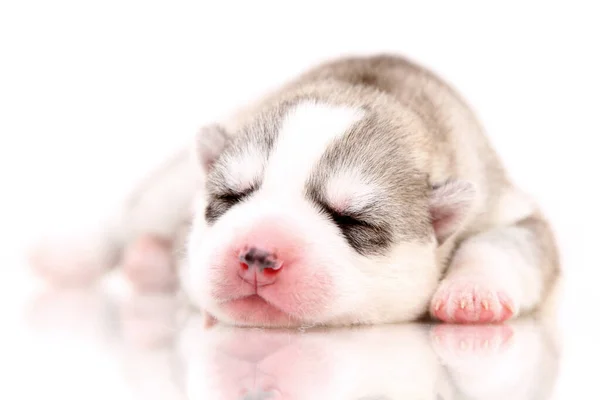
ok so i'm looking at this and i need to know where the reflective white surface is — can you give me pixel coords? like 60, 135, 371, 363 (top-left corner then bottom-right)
1, 286, 566, 400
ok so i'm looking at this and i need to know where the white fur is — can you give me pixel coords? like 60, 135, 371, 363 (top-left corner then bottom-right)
492, 187, 537, 226
125, 148, 199, 239
220, 143, 266, 191
261, 101, 364, 195
446, 225, 544, 313
328, 240, 439, 325
325, 168, 381, 213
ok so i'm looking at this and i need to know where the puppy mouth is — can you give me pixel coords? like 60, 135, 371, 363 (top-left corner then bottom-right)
218, 290, 274, 304
228, 294, 282, 311
220, 294, 302, 327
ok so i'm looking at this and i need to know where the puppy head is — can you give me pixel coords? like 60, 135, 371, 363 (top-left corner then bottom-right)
184, 100, 475, 327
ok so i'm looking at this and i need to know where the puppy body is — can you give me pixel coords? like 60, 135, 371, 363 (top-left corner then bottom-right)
31, 55, 560, 326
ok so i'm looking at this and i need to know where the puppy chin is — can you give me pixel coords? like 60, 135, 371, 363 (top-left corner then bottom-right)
207, 303, 305, 328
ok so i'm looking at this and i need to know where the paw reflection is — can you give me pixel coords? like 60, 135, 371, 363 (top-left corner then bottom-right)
431, 324, 515, 359
431, 321, 560, 400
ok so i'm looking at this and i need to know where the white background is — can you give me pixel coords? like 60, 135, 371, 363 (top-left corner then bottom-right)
0, 1, 599, 398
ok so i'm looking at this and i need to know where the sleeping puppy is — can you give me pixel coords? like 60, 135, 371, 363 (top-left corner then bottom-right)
30, 54, 560, 327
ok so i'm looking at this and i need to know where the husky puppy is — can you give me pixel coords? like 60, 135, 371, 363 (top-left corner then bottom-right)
30, 55, 560, 327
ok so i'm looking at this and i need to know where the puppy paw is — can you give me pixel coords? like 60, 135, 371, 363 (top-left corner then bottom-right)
430, 275, 518, 323
122, 235, 179, 293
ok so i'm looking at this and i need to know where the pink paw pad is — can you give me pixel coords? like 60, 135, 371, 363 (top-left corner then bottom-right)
122, 235, 178, 293
430, 278, 517, 324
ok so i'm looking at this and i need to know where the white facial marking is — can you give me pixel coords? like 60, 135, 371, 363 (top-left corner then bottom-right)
261, 101, 364, 196
220, 144, 265, 191
325, 168, 381, 213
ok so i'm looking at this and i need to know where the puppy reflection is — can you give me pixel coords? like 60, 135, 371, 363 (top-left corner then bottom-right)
26, 288, 560, 400
177, 318, 560, 400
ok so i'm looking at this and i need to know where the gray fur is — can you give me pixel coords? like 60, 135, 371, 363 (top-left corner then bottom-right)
203, 104, 288, 224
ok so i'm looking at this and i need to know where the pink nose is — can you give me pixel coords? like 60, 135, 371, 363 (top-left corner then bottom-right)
238, 247, 283, 287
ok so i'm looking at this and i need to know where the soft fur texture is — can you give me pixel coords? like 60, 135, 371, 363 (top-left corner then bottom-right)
29, 54, 560, 327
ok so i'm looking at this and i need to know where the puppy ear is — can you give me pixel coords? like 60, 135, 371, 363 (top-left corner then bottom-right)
195, 124, 231, 174
429, 180, 476, 244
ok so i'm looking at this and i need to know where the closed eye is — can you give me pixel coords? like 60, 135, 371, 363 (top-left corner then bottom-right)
216, 190, 251, 205
315, 200, 372, 229
205, 186, 256, 223
307, 186, 391, 255
311, 196, 391, 255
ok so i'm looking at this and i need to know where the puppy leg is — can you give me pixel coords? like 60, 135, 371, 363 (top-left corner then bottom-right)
431, 214, 559, 323
28, 222, 123, 287
29, 148, 198, 288
121, 235, 179, 293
